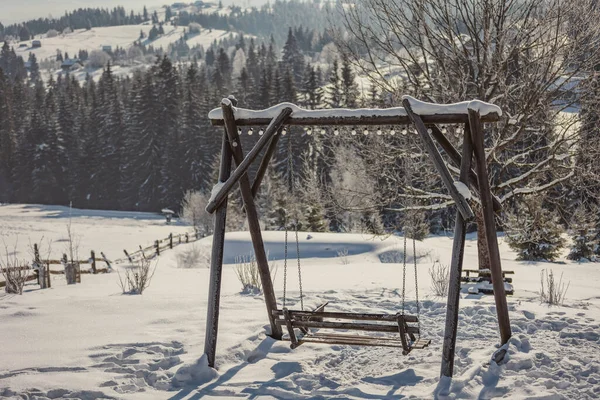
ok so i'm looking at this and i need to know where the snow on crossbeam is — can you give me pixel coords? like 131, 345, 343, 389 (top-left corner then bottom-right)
209, 97, 502, 127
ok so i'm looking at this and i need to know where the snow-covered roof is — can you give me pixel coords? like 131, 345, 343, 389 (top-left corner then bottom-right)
208, 96, 502, 126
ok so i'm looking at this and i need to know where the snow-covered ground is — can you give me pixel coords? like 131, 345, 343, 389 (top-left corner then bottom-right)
1, 204, 599, 399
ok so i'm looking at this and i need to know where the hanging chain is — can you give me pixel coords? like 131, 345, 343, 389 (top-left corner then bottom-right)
283, 225, 288, 308
413, 233, 421, 336
295, 225, 304, 310
402, 234, 407, 316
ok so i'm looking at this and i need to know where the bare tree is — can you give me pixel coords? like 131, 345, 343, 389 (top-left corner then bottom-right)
335, 0, 600, 267
181, 190, 214, 237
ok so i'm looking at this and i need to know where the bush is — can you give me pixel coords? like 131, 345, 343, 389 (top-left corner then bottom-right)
429, 261, 449, 296
188, 23, 202, 35
181, 190, 213, 237
505, 195, 566, 261
540, 269, 569, 305
117, 257, 156, 294
234, 252, 277, 294
176, 244, 209, 269
1, 251, 30, 295
46, 29, 59, 38
62, 27, 72, 35
87, 50, 112, 68
337, 247, 349, 265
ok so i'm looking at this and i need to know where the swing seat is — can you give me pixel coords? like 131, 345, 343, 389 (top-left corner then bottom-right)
272, 303, 430, 355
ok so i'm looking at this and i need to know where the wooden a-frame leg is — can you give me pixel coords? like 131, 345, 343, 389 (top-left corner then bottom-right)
221, 100, 284, 340
441, 123, 473, 378
468, 109, 512, 346
204, 130, 233, 368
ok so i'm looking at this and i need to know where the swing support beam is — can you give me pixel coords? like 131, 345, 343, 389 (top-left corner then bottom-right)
203, 96, 511, 377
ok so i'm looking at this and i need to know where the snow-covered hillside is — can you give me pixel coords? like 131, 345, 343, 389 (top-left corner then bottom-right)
0, 204, 599, 399
14, 25, 231, 63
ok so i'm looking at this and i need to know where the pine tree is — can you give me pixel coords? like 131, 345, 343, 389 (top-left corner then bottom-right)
301, 64, 322, 109
235, 67, 250, 105
281, 66, 296, 103
505, 195, 567, 261
326, 58, 341, 108
340, 55, 359, 108
0, 69, 15, 201
257, 68, 271, 108
567, 204, 598, 261
143, 6, 149, 22
28, 53, 40, 83
281, 27, 305, 84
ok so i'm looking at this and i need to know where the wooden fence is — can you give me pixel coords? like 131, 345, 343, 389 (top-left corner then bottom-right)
115, 231, 201, 264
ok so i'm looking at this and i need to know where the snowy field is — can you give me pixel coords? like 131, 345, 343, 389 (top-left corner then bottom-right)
0, 204, 599, 399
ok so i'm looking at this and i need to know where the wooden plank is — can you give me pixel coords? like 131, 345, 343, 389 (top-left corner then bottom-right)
251, 128, 283, 197
276, 319, 420, 334
205, 107, 293, 214
402, 99, 474, 221
283, 308, 300, 349
221, 101, 283, 341
441, 124, 473, 378
204, 129, 233, 368
273, 309, 418, 323
210, 112, 501, 127
428, 125, 502, 212
462, 269, 514, 275
468, 109, 511, 346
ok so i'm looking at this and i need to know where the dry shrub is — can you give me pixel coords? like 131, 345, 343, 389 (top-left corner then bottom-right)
337, 247, 349, 265
176, 244, 209, 269
429, 261, 449, 297
0, 251, 30, 295
235, 252, 277, 294
540, 269, 570, 306
118, 257, 157, 294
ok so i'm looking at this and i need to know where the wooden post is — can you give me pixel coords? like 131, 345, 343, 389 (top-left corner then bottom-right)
34, 243, 40, 285
155, 240, 160, 256
101, 252, 112, 270
441, 124, 473, 378
38, 260, 49, 289
169, 233, 173, 249
185, 233, 189, 243
124, 249, 133, 263
468, 109, 511, 345
429, 125, 502, 212
403, 99, 474, 221
178, 235, 181, 244
91, 251, 97, 274
221, 100, 283, 341
204, 128, 234, 369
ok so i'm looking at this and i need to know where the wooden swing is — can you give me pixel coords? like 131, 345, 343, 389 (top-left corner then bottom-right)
202, 95, 512, 379
272, 137, 430, 354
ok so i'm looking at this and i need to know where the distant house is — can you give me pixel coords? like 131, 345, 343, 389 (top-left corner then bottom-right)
194, 1, 210, 8
18, 43, 27, 48
32, 40, 42, 48
172, 2, 187, 8
61, 58, 84, 72
101, 45, 112, 53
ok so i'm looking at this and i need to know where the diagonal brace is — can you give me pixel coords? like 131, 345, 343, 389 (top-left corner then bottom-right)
403, 98, 474, 221
205, 107, 293, 214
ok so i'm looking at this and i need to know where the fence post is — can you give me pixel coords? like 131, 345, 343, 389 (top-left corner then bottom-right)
101, 252, 112, 270
91, 250, 97, 274
178, 235, 181, 244
124, 249, 133, 263
169, 233, 173, 249
155, 240, 160, 256
185, 233, 189, 243
34, 243, 40, 285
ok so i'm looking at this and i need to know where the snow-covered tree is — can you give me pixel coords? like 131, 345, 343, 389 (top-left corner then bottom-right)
505, 195, 566, 261
567, 204, 598, 262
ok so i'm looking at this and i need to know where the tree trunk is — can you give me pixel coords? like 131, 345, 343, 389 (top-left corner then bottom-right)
475, 204, 491, 271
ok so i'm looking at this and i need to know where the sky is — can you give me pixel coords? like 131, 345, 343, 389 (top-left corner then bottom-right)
0, 0, 269, 25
